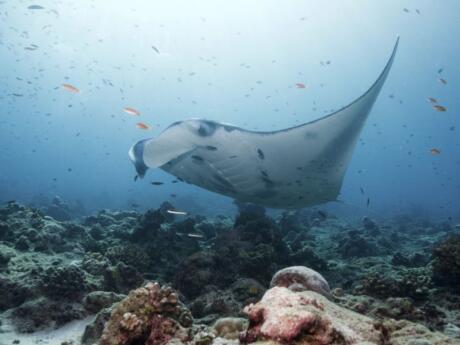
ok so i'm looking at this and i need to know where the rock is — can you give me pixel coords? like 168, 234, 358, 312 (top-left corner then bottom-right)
188, 278, 265, 322
103, 262, 144, 294
362, 216, 378, 230
83, 291, 125, 313
82, 307, 113, 345
242, 286, 382, 344
383, 318, 456, 345
188, 288, 241, 321
106, 244, 151, 273
0, 220, 10, 239
212, 317, 248, 340
358, 267, 432, 300
0, 243, 16, 266
270, 266, 333, 300
11, 297, 87, 332
0, 276, 34, 311
15, 235, 30, 251
337, 232, 381, 258
131, 208, 165, 242
174, 251, 233, 299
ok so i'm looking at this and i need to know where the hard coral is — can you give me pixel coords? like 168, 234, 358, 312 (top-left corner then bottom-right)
174, 251, 233, 299
359, 268, 432, 300
41, 264, 86, 299
100, 282, 193, 345
432, 234, 460, 288
106, 244, 151, 273
242, 286, 382, 344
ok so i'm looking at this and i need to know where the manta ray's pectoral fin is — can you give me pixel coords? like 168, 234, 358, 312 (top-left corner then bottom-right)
129, 133, 196, 178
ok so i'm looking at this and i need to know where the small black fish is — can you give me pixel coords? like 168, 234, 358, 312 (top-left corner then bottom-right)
366, 197, 370, 207
229, 155, 238, 159
28, 4, 45, 10
438, 68, 443, 74
360, 187, 365, 195
318, 210, 327, 219
257, 148, 265, 160
134, 175, 138, 182
171, 180, 179, 183
152, 45, 160, 54
67, 168, 72, 172
205, 145, 218, 151
151, 181, 164, 185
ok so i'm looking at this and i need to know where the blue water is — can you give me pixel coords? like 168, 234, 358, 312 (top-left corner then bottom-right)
0, 1, 459, 219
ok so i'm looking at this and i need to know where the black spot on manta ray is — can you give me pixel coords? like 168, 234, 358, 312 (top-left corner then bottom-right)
191, 155, 204, 162
261, 176, 275, 188
257, 149, 265, 160
305, 131, 318, 139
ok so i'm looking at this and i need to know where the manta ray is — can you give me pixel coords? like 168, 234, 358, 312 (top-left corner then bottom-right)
129, 39, 398, 209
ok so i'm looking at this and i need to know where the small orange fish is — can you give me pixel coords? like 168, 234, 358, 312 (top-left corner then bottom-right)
427, 97, 437, 103
62, 83, 80, 93
438, 78, 447, 85
295, 83, 306, 89
433, 105, 447, 112
430, 148, 441, 155
123, 107, 141, 116
136, 122, 150, 130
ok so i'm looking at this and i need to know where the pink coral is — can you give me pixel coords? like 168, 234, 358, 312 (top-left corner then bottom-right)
242, 286, 382, 345
100, 282, 193, 345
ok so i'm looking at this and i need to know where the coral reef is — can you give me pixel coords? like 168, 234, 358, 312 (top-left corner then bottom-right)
1, 200, 459, 344
99, 282, 193, 345
242, 286, 457, 345
242, 286, 383, 344
432, 234, 460, 288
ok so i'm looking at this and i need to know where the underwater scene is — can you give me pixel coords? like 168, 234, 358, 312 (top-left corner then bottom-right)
1, 1, 460, 344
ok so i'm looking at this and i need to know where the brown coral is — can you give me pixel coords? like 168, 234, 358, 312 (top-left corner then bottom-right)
100, 282, 193, 345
